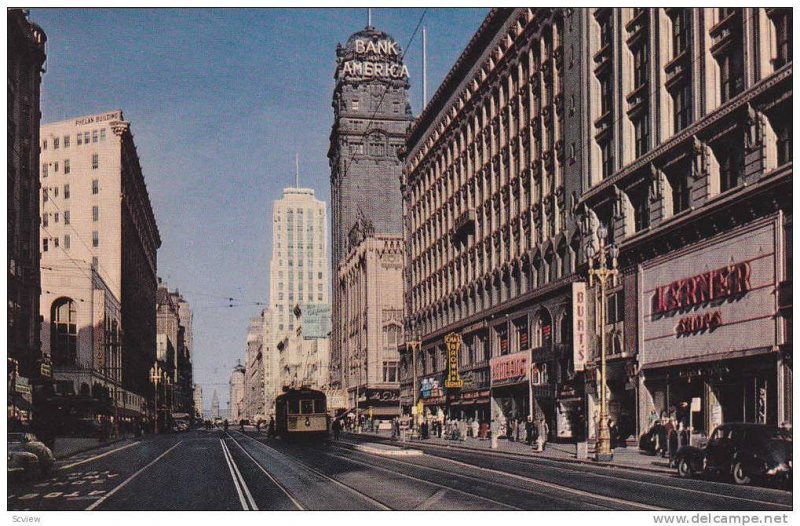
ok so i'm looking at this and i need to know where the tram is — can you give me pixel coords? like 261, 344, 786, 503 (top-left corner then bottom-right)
274, 387, 329, 440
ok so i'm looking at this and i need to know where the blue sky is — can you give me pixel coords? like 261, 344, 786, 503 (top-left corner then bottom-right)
30, 7, 488, 410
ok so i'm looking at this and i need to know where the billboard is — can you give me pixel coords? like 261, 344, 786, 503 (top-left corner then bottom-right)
302, 304, 331, 339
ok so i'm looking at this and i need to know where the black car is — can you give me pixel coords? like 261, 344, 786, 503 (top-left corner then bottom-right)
8, 432, 55, 478
674, 423, 792, 485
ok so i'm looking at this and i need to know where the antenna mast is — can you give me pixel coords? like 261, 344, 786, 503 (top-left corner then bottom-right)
295, 153, 299, 188
422, 26, 428, 108
368, 8, 372, 27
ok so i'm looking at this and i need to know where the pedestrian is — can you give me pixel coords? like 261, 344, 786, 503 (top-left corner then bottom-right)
536, 417, 548, 451
268, 416, 275, 438
240, 419, 245, 432
526, 417, 534, 446
516, 418, 522, 442
471, 418, 480, 439
332, 418, 341, 440
507, 418, 514, 442
667, 418, 679, 467
256, 420, 261, 435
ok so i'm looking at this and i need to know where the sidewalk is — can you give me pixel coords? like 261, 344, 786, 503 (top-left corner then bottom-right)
342, 429, 674, 475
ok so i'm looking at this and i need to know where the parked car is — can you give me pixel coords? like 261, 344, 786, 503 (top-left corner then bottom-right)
8, 433, 55, 478
8, 450, 40, 480
674, 423, 792, 486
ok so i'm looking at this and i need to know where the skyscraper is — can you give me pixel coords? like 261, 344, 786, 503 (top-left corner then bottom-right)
211, 389, 220, 420
328, 25, 412, 392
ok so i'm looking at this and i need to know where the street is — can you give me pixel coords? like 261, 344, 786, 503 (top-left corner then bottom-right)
8, 429, 793, 511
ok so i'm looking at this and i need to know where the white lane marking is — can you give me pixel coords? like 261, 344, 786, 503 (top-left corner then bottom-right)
85, 440, 183, 511
233, 431, 395, 510
220, 438, 258, 510
226, 432, 304, 510
60, 441, 140, 470
344, 445, 661, 511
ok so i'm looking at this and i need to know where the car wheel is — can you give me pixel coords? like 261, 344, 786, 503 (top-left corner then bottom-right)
678, 458, 694, 479
732, 462, 751, 485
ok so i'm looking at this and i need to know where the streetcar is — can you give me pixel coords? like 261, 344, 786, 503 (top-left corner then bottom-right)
274, 387, 329, 440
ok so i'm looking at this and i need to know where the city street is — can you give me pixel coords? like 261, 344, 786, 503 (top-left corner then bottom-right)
8, 429, 793, 511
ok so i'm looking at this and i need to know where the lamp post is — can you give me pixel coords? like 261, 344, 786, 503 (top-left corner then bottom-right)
585, 223, 619, 462
149, 362, 163, 434
407, 318, 421, 434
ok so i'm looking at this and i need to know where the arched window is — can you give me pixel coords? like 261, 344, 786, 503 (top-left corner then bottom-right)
51, 298, 77, 366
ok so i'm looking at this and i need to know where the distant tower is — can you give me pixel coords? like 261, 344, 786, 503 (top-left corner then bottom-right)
328, 25, 413, 389
211, 389, 220, 419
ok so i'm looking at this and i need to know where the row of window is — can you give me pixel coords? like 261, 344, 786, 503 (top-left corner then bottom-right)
43, 180, 100, 201
42, 230, 99, 252
42, 206, 99, 227
42, 154, 99, 177
42, 128, 107, 151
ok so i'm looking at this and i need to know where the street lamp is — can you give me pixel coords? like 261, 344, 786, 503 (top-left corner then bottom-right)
407, 318, 421, 433
586, 223, 619, 462
150, 362, 163, 434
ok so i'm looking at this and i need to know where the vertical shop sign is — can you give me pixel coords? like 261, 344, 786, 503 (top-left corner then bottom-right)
572, 282, 587, 371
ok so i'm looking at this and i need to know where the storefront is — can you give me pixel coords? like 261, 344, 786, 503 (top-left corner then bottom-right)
419, 373, 446, 417
490, 350, 532, 428
447, 367, 491, 423
639, 217, 785, 437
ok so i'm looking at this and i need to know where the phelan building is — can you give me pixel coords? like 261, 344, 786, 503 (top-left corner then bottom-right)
399, 8, 791, 443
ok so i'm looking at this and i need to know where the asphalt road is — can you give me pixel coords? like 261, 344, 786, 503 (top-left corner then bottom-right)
7, 428, 793, 511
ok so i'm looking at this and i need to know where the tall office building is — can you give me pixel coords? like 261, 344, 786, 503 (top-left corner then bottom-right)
243, 313, 266, 420
8, 9, 46, 420
328, 25, 413, 394
40, 110, 160, 415
193, 384, 203, 420
266, 186, 329, 396
228, 362, 245, 422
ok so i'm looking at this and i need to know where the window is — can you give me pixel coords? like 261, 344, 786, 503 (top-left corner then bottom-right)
671, 9, 691, 57
64, 159, 70, 174
43, 238, 48, 252
776, 116, 792, 165
92, 130, 98, 143
52, 298, 78, 366
351, 99, 359, 111
77, 133, 82, 146
83, 132, 90, 144
718, 48, 743, 103
64, 210, 70, 225
64, 135, 70, 148
64, 184, 70, 199
54, 161, 59, 173
92, 206, 99, 222
599, 72, 613, 116
92, 257, 98, 269
92, 231, 99, 247
43, 139, 47, 150
717, 140, 743, 192
42, 163, 48, 178
600, 138, 614, 178
54, 137, 59, 149
92, 154, 99, 169
54, 212, 59, 223
382, 361, 398, 383
42, 214, 48, 227
605, 290, 625, 324
667, 166, 690, 214
634, 113, 650, 158
630, 184, 649, 231
598, 11, 612, 48
64, 234, 70, 250
92, 180, 99, 194
100, 129, 106, 141
673, 82, 692, 132
633, 43, 649, 90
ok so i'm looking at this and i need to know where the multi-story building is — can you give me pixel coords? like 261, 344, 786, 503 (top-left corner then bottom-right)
39, 110, 161, 410
211, 389, 220, 420
8, 9, 46, 425
171, 290, 194, 416
193, 384, 203, 420
329, 25, 413, 394
228, 362, 246, 422
261, 308, 278, 417
399, 7, 792, 444
243, 313, 266, 421
572, 7, 792, 438
337, 232, 405, 417
267, 186, 330, 395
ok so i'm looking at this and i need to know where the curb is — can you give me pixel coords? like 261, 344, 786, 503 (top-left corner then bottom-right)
354, 443, 424, 457
341, 433, 673, 476
54, 436, 130, 460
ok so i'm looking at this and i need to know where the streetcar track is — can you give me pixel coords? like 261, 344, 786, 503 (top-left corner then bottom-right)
220, 438, 258, 510
327, 443, 635, 511
376, 439, 792, 510
229, 431, 391, 510
224, 432, 305, 510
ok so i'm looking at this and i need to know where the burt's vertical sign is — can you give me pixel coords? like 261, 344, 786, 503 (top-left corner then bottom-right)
572, 282, 587, 372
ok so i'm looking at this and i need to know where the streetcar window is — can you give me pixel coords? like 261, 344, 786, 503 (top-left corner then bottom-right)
301, 400, 314, 414
289, 400, 300, 414
315, 400, 327, 413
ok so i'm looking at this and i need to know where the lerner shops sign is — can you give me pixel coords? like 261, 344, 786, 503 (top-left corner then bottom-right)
342, 38, 410, 80
640, 220, 777, 367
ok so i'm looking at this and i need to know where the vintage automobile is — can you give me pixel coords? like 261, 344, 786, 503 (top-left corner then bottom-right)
8, 432, 55, 478
8, 449, 40, 480
674, 423, 792, 485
